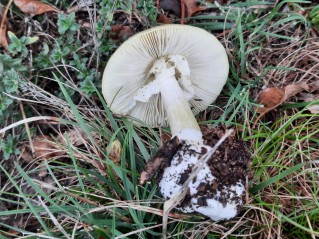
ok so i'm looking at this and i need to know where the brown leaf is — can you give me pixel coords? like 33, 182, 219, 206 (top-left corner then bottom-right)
21, 136, 65, 162
256, 87, 285, 114
307, 104, 319, 114
160, 0, 212, 18
140, 136, 180, 184
256, 82, 310, 114
299, 93, 319, 114
157, 14, 171, 24
0, 5, 8, 48
309, 81, 319, 92
310, 150, 319, 160
14, 0, 61, 16
110, 25, 134, 42
284, 82, 309, 99
184, 0, 212, 18
33, 136, 64, 159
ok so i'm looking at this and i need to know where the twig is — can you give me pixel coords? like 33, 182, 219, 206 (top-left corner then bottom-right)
19, 102, 35, 155
0, 0, 14, 48
162, 129, 234, 238
180, 0, 185, 24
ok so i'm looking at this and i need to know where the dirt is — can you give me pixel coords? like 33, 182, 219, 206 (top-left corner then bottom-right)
140, 136, 181, 184
162, 125, 251, 217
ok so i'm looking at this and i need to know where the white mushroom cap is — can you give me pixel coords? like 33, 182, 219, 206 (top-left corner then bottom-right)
102, 24, 229, 127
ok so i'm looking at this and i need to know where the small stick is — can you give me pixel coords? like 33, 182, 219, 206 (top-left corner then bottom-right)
0, 0, 14, 48
162, 129, 234, 238
19, 102, 35, 155
180, 0, 185, 24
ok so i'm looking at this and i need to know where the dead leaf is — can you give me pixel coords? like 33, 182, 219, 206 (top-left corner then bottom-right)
14, 0, 61, 16
160, 0, 212, 18
307, 104, 319, 113
284, 82, 309, 99
256, 87, 284, 114
309, 81, 319, 92
107, 140, 122, 164
256, 82, 309, 114
183, 0, 212, 18
0, 5, 8, 48
21, 136, 64, 162
157, 14, 171, 24
298, 93, 319, 114
110, 25, 134, 42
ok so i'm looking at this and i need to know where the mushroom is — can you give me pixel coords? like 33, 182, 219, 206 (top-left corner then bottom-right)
102, 24, 250, 221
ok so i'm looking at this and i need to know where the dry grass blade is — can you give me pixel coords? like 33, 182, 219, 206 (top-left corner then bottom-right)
0, 116, 60, 134
162, 129, 234, 238
37, 196, 71, 239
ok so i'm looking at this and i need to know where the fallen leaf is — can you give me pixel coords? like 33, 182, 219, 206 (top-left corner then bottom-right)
157, 14, 171, 24
110, 25, 134, 42
21, 136, 65, 163
183, 0, 212, 18
160, 0, 212, 18
256, 87, 284, 114
309, 81, 319, 92
256, 82, 309, 114
107, 140, 122, 164
0, 5, 8, 48
284, 82, 309, 99
298, 93, 319, 114
14, 0, 61, 16
307, 104, 319, 114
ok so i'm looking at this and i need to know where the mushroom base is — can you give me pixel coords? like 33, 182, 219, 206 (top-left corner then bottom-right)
159, 126, 251, 221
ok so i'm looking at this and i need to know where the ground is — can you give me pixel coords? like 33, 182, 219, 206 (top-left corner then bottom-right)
1, 0, 319, 238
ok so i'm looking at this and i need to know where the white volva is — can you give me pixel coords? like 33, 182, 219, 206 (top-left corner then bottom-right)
159, 140, 245, 221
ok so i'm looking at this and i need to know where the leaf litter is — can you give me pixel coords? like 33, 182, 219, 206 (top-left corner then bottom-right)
14, 0, 62, 16
250, 38, 319, 124
159, 0, 213, 20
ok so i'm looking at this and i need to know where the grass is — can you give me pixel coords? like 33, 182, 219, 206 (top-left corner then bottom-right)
1, 0, 319, 238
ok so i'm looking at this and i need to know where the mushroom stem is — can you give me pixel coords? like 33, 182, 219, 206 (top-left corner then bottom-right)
148, 56, 202, 141
159, 74, 200, 137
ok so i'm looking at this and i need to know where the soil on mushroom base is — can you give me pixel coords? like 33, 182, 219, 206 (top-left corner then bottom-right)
177, 125, 251, 214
